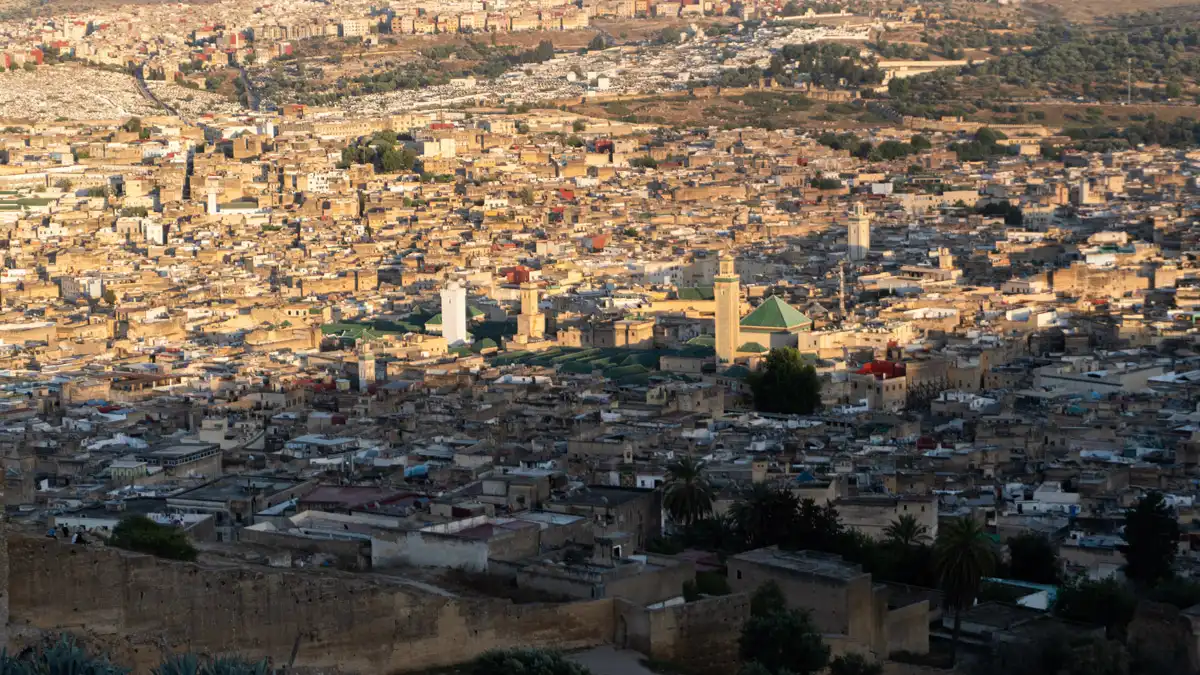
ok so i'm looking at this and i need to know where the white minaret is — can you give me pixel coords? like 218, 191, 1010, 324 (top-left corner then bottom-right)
358, 342, 376, 392
440, 281, 468, 346
847, 202, 871, 262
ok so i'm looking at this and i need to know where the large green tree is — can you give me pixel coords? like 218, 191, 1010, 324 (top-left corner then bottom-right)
934, 517, 995, 665
1123, 491, 1180, 585
739, 583, 830, 675
1005, 532, 1059, 585
109, 515, 197, 562
747, 348, 822, 415
730, 485, 800, 550
1053, 577, 1136, 640
663, 456, 714, 527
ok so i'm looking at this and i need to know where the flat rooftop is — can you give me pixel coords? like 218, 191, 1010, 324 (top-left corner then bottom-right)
553, 485, 650, 508
730, 547, 866, 582
170, 475, 308, 503
512, 511, 584, 527
141, 442, 218, 458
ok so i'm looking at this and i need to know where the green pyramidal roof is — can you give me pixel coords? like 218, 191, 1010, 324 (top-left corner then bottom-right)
740, 295, 812, 330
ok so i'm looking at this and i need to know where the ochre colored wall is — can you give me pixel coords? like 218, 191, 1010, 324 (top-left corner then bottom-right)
7, 535, 614, 673
631, 594, 750, 675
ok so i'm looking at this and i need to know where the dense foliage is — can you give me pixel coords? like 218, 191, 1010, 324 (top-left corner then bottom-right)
747, 348, 822, 415
468, 649, 592, 675
817, 132, 930, 162
1061, 117, 1200, 151
1053, 577, 1137, 639
1004, 532, 1058, 585
739, 583, 829, 675
1122, 491, 1180, 586
706, 43, 882, 90
338, 131, 419, 173
889, 23, 1200, 115
109, 515, 198, 562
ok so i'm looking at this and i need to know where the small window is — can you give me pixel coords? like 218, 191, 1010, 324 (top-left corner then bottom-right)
903, 504, 908, 511
737, 570, 743, 580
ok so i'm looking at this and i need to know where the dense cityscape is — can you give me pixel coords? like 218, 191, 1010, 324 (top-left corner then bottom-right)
0, 0, 1198, 673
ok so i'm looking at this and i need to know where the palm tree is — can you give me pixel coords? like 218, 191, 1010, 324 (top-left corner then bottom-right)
662, 456, 714, 528
731, 484, 800, 550
934, 517, 995, 665
884, 514, 930, 547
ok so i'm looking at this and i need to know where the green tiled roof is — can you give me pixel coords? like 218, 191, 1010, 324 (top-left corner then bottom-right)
738, 341, 768, 353
676, 286, 715, 301
722, 365, 752, 379
687, 335, 716, 347
740, 296, 811, 330
430, 307, 484, 325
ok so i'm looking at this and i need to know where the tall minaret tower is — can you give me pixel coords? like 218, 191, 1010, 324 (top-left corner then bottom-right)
517, 282, 545, 341
714, 252, 740, 363
358, 341, 376, 392
847, 202, 871, 262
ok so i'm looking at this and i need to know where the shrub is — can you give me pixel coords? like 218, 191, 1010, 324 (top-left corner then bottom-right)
468, 649, 592, 675
108, 515, 198, 562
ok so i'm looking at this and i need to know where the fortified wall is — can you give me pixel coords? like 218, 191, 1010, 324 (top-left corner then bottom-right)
617, 595, 751, 675
3, 533, 616, 673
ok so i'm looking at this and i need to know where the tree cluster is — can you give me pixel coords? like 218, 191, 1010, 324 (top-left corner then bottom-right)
978, 200, 1023, 226
746, 348, 822, 415
817, 132, 930, 161
338, 131, 419, 174
948, 127, 1009, 162
1062, 117, 1200, 151
740, 582, 830, 675
108, 514, 198, 561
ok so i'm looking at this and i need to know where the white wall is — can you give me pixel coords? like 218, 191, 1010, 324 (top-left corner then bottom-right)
371, 531, 489, 572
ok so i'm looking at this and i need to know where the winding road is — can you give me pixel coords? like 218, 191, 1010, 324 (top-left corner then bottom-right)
132, 63, 191, 125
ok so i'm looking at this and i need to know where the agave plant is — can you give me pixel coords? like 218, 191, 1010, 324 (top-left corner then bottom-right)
153, 654, 201, 675
155, 655, 274, 675
8, 636, 128, 675
0, 649, 32, 675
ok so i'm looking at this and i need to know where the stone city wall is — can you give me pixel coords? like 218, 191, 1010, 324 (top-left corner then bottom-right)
6, 534, 614, 673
